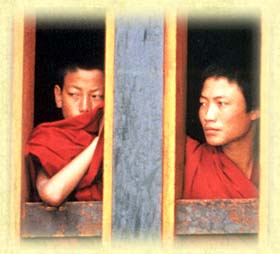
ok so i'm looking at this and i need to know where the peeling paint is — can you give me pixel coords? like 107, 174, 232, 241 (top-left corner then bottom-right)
22, 201, 102, 238
175, 199, 258, 235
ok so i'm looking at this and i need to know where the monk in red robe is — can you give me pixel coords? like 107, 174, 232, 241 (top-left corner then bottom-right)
26, 62, 105, 206
184, 64, 259, 199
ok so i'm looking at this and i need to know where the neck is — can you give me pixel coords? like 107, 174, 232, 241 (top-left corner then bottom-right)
222, 123, 257, 179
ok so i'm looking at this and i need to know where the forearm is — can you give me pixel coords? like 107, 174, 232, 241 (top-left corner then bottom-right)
37, 136, 99, 206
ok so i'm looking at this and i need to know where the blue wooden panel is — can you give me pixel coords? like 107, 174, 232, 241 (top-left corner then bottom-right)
112, 16, 164, 239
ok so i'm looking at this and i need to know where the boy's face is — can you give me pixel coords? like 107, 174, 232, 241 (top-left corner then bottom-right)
199, 77, 259, 147
54, 68, 104, 119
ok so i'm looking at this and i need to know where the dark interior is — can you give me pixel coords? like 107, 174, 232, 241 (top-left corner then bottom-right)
34, 15, 259, 138
186, 16, 260, 142
34, 17, 105, 126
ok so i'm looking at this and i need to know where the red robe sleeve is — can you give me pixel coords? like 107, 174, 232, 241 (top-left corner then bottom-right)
25, 103, 104, 201
183, 136, 258, 199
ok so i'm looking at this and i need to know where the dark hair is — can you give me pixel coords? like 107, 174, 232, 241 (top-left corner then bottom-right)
56, 61, 104, 89
201, 64, 259, 112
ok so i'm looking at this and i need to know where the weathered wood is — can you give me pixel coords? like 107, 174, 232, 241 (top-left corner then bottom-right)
102, 12, 115, 241
162, 13, 187, 241
22, 17, 36, 203
112, 16, 164, 240
176, 199, 258, 235
22, 201, 102, 238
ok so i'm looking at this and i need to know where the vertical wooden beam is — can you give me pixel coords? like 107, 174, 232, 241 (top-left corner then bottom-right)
175, 17, 187, 200
102, 11, 115, 242
11, 11, 36, 239
162, 12, 187, 241
22, 16, 36, 203
112, 15, 164, 240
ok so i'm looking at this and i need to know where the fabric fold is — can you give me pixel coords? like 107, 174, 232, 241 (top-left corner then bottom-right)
25, 103, 104, 201
183, 136, 258, 199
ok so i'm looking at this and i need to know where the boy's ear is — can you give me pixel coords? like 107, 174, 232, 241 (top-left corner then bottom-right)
250, 109, 260, 121
54, 85, 63, 108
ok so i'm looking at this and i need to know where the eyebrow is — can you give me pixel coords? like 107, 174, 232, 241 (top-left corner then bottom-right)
199, 95, 229, 100
68, 85, 102, 93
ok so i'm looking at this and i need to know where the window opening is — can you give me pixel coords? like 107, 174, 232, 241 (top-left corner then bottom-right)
176, 15, 260, 235
22, 15, 105, 238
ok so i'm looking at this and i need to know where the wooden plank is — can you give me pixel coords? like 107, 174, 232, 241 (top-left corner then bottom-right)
112, 15, 164, 240
102, 11, 115, 242
162, 12, 177, 242
22, 202, 102, 238
174, 17, 187, 200
175, 199, 258, 235
22, 17, 36, 203
12, 12, 36, 240
162, 13, 187, 241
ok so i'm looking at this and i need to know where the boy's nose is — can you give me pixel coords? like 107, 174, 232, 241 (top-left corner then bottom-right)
79, 96, 91, 113
204, 104, 217, 122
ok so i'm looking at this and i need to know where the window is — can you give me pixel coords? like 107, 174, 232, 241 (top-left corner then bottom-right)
16, 10, 260, 242
176, 15, 260, 236
8, 6, 272, 254
21, 14, 106, 238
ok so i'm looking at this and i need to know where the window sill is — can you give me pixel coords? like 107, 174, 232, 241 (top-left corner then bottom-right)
22, 201, 102, 238
175, 198, 258, 235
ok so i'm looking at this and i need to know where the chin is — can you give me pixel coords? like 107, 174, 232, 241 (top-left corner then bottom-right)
205, 137, 224, 147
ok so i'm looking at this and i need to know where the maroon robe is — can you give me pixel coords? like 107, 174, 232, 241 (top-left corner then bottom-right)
25, 103, 104, 202
183, 136, 258, 199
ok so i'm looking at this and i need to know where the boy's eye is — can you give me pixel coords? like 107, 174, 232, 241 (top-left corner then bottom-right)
91, 94, 104, 100
217, 101, 227, 106
199, 101, 207, 107
67, 91, 80, 99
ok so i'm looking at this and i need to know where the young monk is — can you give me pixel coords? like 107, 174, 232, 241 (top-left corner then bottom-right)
184, 64, 260, 199
26, 62, 104, 206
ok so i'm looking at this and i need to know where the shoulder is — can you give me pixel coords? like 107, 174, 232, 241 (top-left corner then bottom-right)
186, 135, 200, 147
186, 135, 216, 155
186, 135, 201, 152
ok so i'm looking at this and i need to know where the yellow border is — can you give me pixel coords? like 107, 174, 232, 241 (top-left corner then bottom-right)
102, 10, 115, 243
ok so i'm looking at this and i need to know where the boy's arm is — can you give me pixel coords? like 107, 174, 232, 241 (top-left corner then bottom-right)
36, 136, 100, 206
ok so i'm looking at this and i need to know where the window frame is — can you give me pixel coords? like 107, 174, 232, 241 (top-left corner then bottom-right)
162, 12, 261, 240
16, 12, 113, 239
13, 10, 263, 241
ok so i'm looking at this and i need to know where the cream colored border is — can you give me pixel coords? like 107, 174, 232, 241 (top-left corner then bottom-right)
258, 10, 269, 253
1, 1, 279, 254
11, 7, 24, 243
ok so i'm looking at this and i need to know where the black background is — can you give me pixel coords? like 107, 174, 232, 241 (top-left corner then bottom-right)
34, 16, 259, 141
34, 17, 105, 126
186, 16, 260, 142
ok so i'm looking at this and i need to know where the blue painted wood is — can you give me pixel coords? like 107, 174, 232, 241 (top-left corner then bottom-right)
112, 16, 164, 240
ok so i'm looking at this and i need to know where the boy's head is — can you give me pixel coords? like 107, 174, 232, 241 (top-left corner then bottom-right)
201, 64, 259, 112
54, 62, 104, 119
198, 64, 260, 147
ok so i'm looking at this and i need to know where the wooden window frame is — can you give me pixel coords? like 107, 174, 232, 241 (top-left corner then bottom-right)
15, 12, 114, 239
13, 10, 263, 241
162, 12, 260, 240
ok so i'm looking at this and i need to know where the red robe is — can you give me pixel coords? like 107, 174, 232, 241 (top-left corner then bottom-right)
183, 136, 258, 199
25, 103, 104, 202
